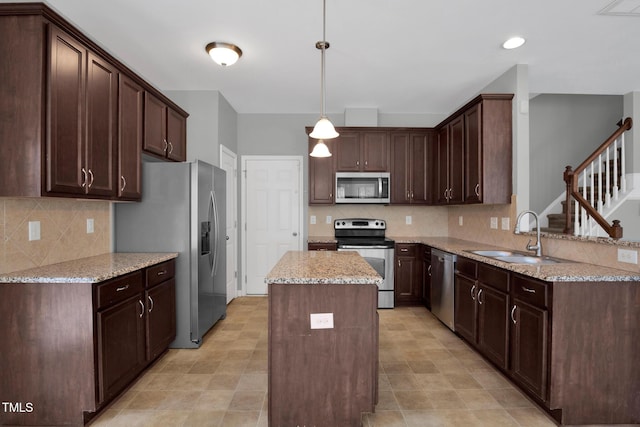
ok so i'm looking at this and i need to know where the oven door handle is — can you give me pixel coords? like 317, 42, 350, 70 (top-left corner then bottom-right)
338, 245, 393, 250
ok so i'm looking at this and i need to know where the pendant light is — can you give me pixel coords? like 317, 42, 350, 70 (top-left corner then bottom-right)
309, 0, 339, 156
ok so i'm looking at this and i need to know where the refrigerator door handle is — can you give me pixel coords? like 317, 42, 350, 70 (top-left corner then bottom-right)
207, 191, 215, 274
211, 190, 220, 276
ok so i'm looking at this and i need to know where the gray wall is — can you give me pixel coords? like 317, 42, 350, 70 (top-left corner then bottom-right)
529, 94, 623, 213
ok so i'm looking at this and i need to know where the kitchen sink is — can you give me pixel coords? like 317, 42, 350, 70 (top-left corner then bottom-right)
466, 250, 570, 265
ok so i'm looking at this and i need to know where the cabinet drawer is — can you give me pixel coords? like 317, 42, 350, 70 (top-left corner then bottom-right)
96, 271, 143, 309
512, 275, 548, 308
478, 263, 509, 292
455, 256, 477, 279
146, 260, 175, 288
308, 242, 337, 251
395, 243, 417, 257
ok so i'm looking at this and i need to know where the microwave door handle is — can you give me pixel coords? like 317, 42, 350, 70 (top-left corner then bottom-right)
379, 177, 382, 196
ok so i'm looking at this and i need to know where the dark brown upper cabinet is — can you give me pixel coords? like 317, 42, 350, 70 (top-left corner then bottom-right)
308, 136, 336, 205
0, 4, 188, 199
336, 130, 389, 172
144, 92, 187, 162
390, 130, 433, 204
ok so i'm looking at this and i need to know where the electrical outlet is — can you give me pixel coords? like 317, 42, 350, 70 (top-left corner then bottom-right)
490, 217, 498, 229
310, 215, 316, 225
86, 218, 94, 234
458, 216, 463, 226
28, 221, 40, 241
501, 217, 510, 230
618, 248, 638, 264
406, 216, 412, 225
310, 313, 334, 329
326, 215, 332, 224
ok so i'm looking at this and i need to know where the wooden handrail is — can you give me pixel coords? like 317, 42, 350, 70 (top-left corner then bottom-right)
563, 117, 632, 239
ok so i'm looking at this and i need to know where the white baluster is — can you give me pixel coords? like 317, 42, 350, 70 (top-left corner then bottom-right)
605, 147, 611, 207
574, 199, 579, 236
613, 138, 619, 200
597, 154, 603, 212
589, 159, 595, 209
620, 134, 627, 193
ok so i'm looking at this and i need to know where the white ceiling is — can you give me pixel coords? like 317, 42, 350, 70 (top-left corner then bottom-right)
11, 0, 640, 115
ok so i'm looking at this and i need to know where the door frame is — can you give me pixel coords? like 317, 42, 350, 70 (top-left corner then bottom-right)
220, 144, 238, 303
240, 155, 304, 296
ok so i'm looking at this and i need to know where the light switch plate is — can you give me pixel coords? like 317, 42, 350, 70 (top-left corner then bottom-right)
406, 216, 412, 225
310, 215, 316, 225
28, 221, 40, 241
310, 313, 334, 329
458, 216, 463, 226
490, 217, 498, 229
86, 218, 94, 234
618, 248, 638, 264
326, 215, 332, 224
501, 217, 510, 230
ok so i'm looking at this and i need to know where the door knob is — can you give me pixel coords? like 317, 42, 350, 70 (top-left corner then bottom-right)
293, 232, 298, 236
226, 235, 230, 240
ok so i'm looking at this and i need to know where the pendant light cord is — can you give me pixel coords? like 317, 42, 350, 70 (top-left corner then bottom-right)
320, 0, 327, 117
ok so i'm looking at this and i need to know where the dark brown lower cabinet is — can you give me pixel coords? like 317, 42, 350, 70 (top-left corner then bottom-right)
307, 242, 337, 251
0, 258, 176, 426
395, 243, 423, 305
453, 257, 640, 425
96, 293, 146, 403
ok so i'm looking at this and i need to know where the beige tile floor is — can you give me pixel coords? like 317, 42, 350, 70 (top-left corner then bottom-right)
89, 297, 558, 427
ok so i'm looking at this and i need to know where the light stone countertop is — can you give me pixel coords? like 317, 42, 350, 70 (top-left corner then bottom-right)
265, 251, 382, 285
308, 235, 640, 282
0, 253, 178, 284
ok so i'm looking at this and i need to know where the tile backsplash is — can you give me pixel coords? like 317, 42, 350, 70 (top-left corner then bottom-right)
0, 198, 111, 274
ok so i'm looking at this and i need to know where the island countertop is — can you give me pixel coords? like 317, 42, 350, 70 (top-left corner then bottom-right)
0, 252, 178, 284
265, 251, 383, 285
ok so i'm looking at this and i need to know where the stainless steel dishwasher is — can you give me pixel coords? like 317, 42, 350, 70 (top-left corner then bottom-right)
430, 249, 457, 331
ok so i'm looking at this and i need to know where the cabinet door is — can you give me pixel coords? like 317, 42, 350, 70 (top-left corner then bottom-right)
309, 138, 336, 204
46, 26, 86, 195
85, 51, 117, 197
464, 103, 482, 203
143, 92, 167, 158
308, 242, 337, 251
96, 294, 145, 404
511, 299, 548, 402
361, 131, 388, 171
166, 107, 186, 161
454, 273, 476, 343
435, 126, 449, 204
448, 115, 465, 204
146, 278, 176, 361
118, 74, 143, 200
335, 132, 361, 171
389, 133, 410, 204
422, 245, 431, 309
395, 256, 418, 305
477, 284, 510, 370
410, 133, 429, 204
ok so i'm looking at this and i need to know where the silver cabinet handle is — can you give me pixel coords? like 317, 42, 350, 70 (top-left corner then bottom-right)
157, 270, 167, 276
356, 160, 360, 166
477, 288, 484, 305
511, 305, 517, 324
121, 175, 127, 192
148, 295, 154, 313
427, 265, 431, 277
116, 284, 130, 292
81, 167, 87, 188
443, 188, 448, 199
522, 286, 536, 294
449, 188, 454, 200
138, 300, 144, 318
163, 138, 168, 152
168, 141, 173, 154
475, 183, 480, 197
400, 248, 408, 252
87, 169, 94, 188
470, 284, 476, 301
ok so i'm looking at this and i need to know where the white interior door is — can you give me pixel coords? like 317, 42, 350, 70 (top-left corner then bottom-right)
220, 146, 238, 304
242, 156, 303, 295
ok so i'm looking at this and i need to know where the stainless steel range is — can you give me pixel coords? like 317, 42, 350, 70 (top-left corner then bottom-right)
334, 218, 395, 308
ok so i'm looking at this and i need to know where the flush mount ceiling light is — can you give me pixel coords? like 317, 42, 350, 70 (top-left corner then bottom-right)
206, 42, 242, 66
502, 36, 526, 50
309, 0, 339, 155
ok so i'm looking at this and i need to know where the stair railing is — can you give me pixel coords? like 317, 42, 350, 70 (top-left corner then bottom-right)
563, 117, 632, 239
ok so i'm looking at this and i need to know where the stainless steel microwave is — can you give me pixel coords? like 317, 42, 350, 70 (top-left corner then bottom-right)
335, 172, 390, 204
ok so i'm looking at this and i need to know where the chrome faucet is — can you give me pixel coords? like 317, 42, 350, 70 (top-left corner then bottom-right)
514, 210, 542, 257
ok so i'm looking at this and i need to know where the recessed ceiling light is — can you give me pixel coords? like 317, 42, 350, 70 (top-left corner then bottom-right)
502, 36, 526, 49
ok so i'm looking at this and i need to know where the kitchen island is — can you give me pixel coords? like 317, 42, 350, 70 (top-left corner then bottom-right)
265, 251, 382, 427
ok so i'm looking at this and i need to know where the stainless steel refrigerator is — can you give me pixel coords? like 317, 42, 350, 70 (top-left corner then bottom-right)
115, 160, 226, 348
